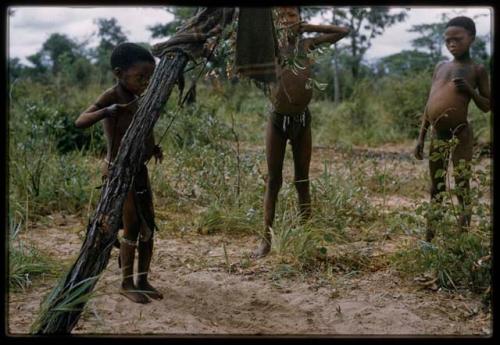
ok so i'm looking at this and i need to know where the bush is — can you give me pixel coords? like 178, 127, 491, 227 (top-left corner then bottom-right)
391, 141, 491, 293
380, 70, 432, 138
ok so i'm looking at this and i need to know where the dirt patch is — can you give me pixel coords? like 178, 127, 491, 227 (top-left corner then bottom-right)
8, 224, 491, 335
7, 144, 491, 336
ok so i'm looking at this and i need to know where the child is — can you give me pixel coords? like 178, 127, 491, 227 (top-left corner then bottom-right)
253, 7, 350, 258
414, 16, 490, 241
75, 43, 163, 303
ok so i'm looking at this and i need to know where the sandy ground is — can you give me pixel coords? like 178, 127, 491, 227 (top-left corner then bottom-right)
7, 145, 492, 336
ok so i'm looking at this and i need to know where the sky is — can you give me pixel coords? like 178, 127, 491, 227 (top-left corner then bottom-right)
7, 6, 493, 65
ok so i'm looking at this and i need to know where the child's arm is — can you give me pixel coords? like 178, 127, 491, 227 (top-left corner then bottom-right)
300, 23, 349, 34
75, 92, 116, 129
452, 64, 490, 112
74, 105, 111, 129
414, 111, 430, 160
414, 62, 443, 160
301, 24, 350, 48
473, 65, 490, 113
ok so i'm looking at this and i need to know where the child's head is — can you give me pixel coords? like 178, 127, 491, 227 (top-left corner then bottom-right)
277, 6, 302, 37
111, 42, 156, 96
444, 16, 476, 58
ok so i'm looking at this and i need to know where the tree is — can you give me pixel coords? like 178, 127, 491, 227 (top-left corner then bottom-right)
295, 7, 405, 100
471, 34, 490, 67
8, 57, 27, 80
40, 33, 79, 74
376, 50, 433, 76
334, 7, 408, 79
95, 17, 128, 52
148, 7, 198, 38
25, 33, 92, 81
408, 21, 447, 64
93, 18, 128, 84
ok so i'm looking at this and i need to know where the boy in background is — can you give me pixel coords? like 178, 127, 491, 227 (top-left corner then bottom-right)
414, 16, 490, 241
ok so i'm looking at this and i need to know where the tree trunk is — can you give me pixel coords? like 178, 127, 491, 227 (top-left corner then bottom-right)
31, 52, 188, 334
350, 17, 359, 80
332, 9, 340, 104
333, 45, 340, 104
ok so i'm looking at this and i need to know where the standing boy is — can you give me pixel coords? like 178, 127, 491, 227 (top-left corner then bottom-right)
253, 7, 350, 258
75, 43, 163, 303
414, 16, 490, 241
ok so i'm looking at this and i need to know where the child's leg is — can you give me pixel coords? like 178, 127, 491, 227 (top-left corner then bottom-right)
120, 191, 150, 304
136, 169, 163, 299
291, 115, 312, 220
137, 236, 163, 299
452, 124, 474, 231
253, 116, 287, 258
427, 137, 449, 241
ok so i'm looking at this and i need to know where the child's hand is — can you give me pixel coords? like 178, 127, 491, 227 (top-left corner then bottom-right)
104, 103, 126, 118
153, 144, 163, 163
414, 142, 424, 160
452, 78, 474, 96
104, 99, 139, 118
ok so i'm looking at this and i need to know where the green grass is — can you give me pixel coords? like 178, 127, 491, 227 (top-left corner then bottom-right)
390, 148, 492, 293
8, 73, 492, 296
8, 220, 61, 291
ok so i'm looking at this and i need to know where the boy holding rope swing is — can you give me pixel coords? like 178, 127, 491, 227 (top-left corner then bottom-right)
75, 43, 163, 304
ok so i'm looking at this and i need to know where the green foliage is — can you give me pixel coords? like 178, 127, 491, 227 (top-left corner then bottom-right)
393, 231, 490, 292
380, 70, 432, 138
8, 23, 491, 298
333, 7, 408, 79
40, 33, 79, 74
9, 81, 104, 218
377, 50, 434, 76
313, 79, 404, 146
391, 137, 491, 293
409, 21, 447, 64
9, 218, 60, 291
312, 159, 379, 232
30, 274, 101, 334
148, 7, 199, 38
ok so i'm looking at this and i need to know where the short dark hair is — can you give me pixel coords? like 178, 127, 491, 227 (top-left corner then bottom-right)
110, 42, 155, 70
446, 16, 476, 37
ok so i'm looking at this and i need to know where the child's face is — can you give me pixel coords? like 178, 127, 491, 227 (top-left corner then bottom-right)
444, 26, 474, 58
116, 61, 155, 96
279, 7, 301, 35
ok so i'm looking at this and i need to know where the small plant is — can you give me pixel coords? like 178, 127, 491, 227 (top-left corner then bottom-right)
391, 136, 491, 293
9, 219, 61, 291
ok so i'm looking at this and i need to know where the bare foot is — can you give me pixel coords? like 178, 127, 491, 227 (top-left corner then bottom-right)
137, 281, 164, 300
251, 239, 271, 259
120, 282, 150, 304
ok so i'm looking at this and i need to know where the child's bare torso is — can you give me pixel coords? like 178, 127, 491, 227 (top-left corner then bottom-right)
426, 60, 479, 132
101, 85, 154, 164
102, 86, 136, 162
270, 41, 313, 116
